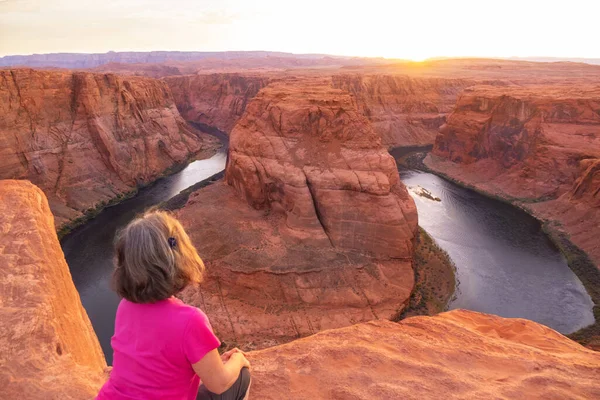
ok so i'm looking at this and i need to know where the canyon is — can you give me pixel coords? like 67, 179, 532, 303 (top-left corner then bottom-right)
428, 85, 600, 266
0, 68, 219, 230
164, 73, 270, 133
175, 76, 418, 348
1, 55, 600, 398
2, 181, 599, 398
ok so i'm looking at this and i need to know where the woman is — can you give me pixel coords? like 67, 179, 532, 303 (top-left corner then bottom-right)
97, 211, 251, 400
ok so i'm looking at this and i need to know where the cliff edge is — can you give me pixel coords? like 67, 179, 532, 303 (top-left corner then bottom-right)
0, 180, 107, 399
249, 310, 600, 399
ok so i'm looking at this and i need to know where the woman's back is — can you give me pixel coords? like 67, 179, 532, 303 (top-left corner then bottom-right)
97, 297, 220, 400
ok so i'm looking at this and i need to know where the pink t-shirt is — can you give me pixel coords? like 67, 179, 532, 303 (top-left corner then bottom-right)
97, 297, 220, 400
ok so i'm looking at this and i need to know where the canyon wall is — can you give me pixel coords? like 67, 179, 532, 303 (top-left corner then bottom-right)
249, 310, 600, 399
176, 77, 418, 348
0, 68, 218, 228
0, 180, 107, 399
332, 74, 472, 147
427, 85, 600, 265
164, 73, 270, 132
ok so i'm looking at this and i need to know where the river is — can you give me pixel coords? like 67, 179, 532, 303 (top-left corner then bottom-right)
61, 126, 228, 364
390, 148, 594, 334
64, 140, 594, 365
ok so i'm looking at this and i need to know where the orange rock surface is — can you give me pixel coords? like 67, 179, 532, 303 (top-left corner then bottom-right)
0, 180, 107, 399
164, 73, 269, 132
0, 68, 219, 228
428, 85, 600, 265
177, 182, 414, 350
332, 74, 472, 147
226, 77, 418, 257
249, 310, 600, 399
176, 77, 418, 348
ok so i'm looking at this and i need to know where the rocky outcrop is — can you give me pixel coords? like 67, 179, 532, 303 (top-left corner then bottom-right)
176, 77, 418, 348
164, 73, 269, 132
226, 77, 418, 257
249, 310, 600, 399
0, 68, 218, 228
177, 182, 415, 350
332, 74, 471, 147
428, 85, 600, 265
0, 180, 107, 399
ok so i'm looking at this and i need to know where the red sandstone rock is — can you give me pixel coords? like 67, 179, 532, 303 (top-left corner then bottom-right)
225, 77, 418, 257
177, 182, 414, 350
428, 85, 600, 266
0, 68, 219, 229
248, 309, 600, 399
176, 77, 417, 348
332, 74, 471, 147
0, 180, 107, 399
164, 73, 269, 132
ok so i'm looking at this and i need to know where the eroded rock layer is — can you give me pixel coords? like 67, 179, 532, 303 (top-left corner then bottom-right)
249, 310, 600, 400
0, 68, 218, 228
249, 310, 600, 399
428, 85, 600, 265
332, 74, 471, 147
225, 77, 418, 257
164, 73, 269, 132
0, 180, 106, 399
177, 77, 418, 348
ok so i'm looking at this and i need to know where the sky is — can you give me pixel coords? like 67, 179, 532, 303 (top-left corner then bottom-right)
0, 0, 598, 60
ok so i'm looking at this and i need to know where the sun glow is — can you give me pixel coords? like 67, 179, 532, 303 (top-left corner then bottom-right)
0, 0, 598, 59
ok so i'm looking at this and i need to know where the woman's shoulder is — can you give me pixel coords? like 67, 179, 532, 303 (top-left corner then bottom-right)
168, 297, 210, 322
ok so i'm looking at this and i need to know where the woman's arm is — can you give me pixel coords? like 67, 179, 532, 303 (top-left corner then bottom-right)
192, 349, 250, 394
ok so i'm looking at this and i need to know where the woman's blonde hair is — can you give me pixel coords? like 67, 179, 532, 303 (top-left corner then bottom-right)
112, 210, 204, 303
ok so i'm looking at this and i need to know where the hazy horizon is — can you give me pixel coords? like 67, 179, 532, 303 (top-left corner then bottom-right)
1, 0, 598, 60
1, 50, 600, 63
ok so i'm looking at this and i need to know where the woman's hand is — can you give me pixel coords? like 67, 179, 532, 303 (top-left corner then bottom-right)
228, 352, 251, 369
192, 349, 250, 394
221, 347, 246, 363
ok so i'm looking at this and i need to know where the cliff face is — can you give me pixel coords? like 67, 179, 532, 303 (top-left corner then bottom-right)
177, 77, 417, 348
0, 180, 106, 399
164, 73, 270, 132
249, 310, 600, 399
428, 85, 600, 265
332, 74, 471, 147
0, 68, 218, 228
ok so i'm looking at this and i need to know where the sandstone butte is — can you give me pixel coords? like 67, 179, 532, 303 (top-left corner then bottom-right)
0, 68, 219, 230
427, 85, 600, 267
2, 168, 600, 399
164, 73, 270, 133
176, 76, 418, 349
